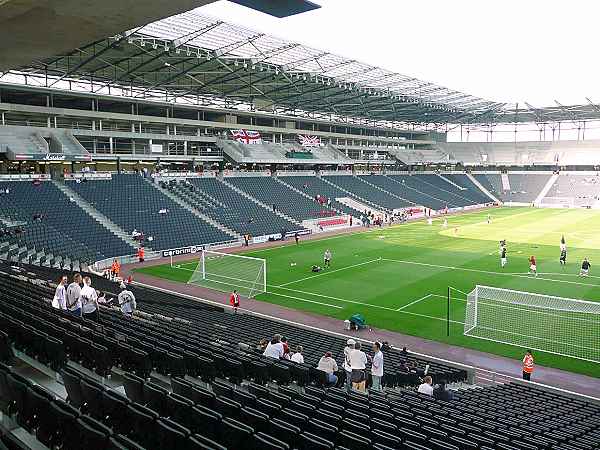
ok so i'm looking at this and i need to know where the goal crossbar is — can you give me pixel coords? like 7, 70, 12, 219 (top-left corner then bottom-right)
464, 285, 600, 363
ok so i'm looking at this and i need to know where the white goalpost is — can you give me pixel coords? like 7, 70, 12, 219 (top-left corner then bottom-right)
464, 285, 600, 363
182, 249, 266, 298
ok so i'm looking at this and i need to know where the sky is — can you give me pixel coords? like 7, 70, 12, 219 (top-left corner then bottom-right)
199, 0, 600, 107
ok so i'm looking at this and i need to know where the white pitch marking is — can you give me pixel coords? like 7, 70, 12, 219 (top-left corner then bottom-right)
396, 294, 433, 311
380, 258, 600, 288
278, 258, 382, 287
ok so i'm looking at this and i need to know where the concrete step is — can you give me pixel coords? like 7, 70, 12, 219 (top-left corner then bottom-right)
147, 179, 241, 240
51, 180, 143, 252
220, 177, 302, 226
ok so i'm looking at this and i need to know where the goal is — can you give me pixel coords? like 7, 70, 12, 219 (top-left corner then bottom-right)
464, 285, 600, 363
183, 250, 266, 298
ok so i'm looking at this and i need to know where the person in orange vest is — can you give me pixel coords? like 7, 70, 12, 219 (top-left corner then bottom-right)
229, 289, 240, 313
522, 350, 534, 381
137, 245, 145, 263
111, 259, 121, 281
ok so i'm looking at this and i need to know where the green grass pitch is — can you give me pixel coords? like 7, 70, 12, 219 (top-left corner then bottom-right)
135, 207, 600, 378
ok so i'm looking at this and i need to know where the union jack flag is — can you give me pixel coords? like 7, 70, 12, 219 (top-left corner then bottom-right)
298, 135, 321, 147
231, 129, 262, 144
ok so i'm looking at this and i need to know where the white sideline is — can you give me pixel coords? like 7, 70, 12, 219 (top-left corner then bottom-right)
132, 279, 600, 403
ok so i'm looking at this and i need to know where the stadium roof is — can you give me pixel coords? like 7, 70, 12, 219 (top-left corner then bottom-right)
12, 10, 600, 128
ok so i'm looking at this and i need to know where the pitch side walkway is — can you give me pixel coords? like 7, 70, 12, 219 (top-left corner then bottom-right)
123, 260, 600, 400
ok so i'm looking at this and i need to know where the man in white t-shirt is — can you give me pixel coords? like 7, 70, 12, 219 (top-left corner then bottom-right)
118, 284, 137, 316
418, 375, 434, 396
349, 342, 368, 392
65, 273, 82, 317
317, 351, 338, 386
343, 339, 355, 391
263, 334, 284, 359
290, 345, 304, 364
370, 342, 384, 391
80, 276, 99, 322
52, 275, 68, 310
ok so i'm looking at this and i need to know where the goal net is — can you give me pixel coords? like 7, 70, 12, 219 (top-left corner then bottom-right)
184, 250, 266, 298
464, 285, 600, 363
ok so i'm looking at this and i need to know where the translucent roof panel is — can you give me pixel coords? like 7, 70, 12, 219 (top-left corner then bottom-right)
137, 10, 501, 113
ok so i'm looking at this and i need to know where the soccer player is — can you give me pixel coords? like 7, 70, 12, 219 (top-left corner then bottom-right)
442, 218, 448, 228
560, 248, 567, 267
500, 245, 507, 268
579, 258, 591, 277
560, 235, 566, 252
324, 249, 332, 268
229, 289, 240, 313
487, 213, 491, 224
295, 233, 299, 245
528, 255, 537, 277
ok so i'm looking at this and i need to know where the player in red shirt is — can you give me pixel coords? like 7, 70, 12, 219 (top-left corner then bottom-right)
229, 290, 240, 313
528, 255, 537, 277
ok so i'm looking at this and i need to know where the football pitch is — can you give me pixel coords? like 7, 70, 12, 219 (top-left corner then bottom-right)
136, 207, 600, 378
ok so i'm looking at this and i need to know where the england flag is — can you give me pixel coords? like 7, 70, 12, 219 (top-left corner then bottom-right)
231, 129, 262, 144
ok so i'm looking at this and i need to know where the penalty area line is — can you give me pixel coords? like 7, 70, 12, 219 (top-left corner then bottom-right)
278, 258, 382, 287
396, 294, 432, 311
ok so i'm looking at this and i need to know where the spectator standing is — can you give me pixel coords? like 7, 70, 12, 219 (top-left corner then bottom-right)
349, 342, 368, 392
137, 245, 145, 263
52, 275, 68, 310
370, 342, 384, 391
522, 350, 534, 381
281, 337, 290, 357
111, 259, 121, 280
263, 334, 284, 359
229, 290, 240, 313
66, 273, 83, 317
80, 276, 99, 322
317, 351, 338, 386
433, 380, 454, 401
343, 339, 355, 391
290, 345, 304, 364
418, 376, 434, 396
118, 283, 137, 316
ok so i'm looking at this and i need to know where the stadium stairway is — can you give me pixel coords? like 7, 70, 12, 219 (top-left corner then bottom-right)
534, 173, 560, 204
382, 175, 451, 210
52, 179, 144, 252
281, 175, 374, 217
466, 173, 500, 203
220, 177, 304, 226
274, 176, 352, 218
386, 175, 459, 210
150, 178, 241, 240
413, 174, 481, 207
438, 174, 492, 205
67, 174, 234, 252
321, 175, 395, 212
354, 175, 415, 209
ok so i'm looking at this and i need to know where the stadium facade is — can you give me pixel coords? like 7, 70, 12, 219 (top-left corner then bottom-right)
4, 10, 600, 173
